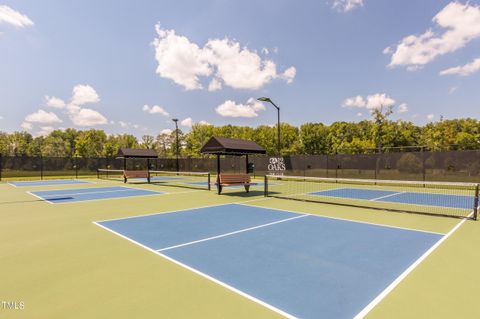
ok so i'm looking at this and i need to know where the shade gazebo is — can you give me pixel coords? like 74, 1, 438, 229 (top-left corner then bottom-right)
200, 137, 266, 191
116, 148, 158, 170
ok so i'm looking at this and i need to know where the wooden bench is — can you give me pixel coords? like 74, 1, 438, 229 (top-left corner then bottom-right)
123, 170, 150, 183
216, 173, 257, 194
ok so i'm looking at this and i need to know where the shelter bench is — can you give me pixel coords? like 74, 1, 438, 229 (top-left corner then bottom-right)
123, 170, 150, 183
216, 173, 257, 194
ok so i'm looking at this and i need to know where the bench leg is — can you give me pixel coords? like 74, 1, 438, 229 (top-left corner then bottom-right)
217, 184, 222, 195
124, 176, 127, 183
245, 185, 250, 193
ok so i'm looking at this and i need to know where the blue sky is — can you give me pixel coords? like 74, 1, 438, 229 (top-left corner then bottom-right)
1, 0, 479, 137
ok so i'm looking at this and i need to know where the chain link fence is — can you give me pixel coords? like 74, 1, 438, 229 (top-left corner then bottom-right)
1, 149, 479, 182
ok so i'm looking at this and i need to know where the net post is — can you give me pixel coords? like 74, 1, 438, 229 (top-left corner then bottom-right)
264, 175, 268, 197
208, 173, 211, 191
474, 184, 479, 220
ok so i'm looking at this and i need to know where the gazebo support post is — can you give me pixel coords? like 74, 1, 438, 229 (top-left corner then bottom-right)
217, 154, 221, 194
245, 154, 249, 174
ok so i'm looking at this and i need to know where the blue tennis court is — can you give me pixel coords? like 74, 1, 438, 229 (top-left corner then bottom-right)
310, 187, 474, 209
30, 186, 163, 203
9, 179, 90, 187
96, 204, 442, 318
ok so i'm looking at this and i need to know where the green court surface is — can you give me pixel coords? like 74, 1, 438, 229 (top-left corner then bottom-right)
1, 177, 480, 318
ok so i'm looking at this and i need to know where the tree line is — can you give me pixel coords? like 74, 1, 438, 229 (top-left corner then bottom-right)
0, 117, 479, 158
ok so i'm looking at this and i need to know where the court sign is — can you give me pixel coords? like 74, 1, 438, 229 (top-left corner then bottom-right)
268, 157, 286, 176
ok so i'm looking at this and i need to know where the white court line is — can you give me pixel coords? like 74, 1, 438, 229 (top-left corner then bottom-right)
238, 203, 445, 236
8, 179, 92, 187
95, 196, 273, 224
43, 192, 165, 205
157, 215, 308, 252
370, 191, 405, 201
93, 221, 297, 319
35, 187, 146, 198
26, 191, 55, 205
353, 211, 473, 319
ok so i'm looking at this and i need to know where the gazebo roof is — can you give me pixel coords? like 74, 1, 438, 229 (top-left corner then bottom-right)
200, 137, 266, 155
116, 148, 158, 159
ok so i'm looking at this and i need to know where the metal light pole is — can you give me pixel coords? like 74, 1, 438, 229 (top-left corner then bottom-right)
257, 97, 281, 155
172, 118, 179, 172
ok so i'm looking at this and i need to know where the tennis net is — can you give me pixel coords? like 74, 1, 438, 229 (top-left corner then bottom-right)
97, 169, 124, 180
264, 175, 479, 219
148, 170, 211, 190
97, 169, 211, 190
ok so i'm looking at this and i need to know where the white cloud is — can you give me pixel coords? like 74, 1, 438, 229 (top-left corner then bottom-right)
71, 84, 100, 106
440, 58, 480, 76
70, 108, 107, 126
356, 112, 363, 117
0, 5, 34, 28
449, 86, 458, 94
261, 48, 270, 55
206, 38, 279, 90
398, 103, 408, 113
37, 126, 55, 137
342, 93, 396, 110
208, 78, 222, 91
25, 109, 62, 124
143, 104, 169, 116
21, 121, 32, 130
215, 98, 266, 118
386, 2, 480, 69
118, 121, 143, 130
180, 117, 193, 127
152, 24, 212, 90
427, 114, 435, 121
0, 115, 3, 120
365, 94, 395, 109
198, 120, 211, 126
152, 24, 296, 90
38, 84, 109, 128
281, 67, 296, 84
342, 95, 366, 108
332, 0, 364, 12
45, 96, 66, 109
160, 128, 172, 135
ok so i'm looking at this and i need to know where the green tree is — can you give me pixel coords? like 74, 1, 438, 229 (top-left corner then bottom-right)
141, 135, 155, 150
9, 131, 34, 156
74, 129, 107, 158
184, 124, 215, 157
371, 105, 394, 152
300, 123, 329, 154
155, 131, 174, 157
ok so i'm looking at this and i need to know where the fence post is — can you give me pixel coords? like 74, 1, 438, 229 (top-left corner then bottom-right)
264, 175, 268, 197
326, 154, 329, 178
421, 146, 426, 186
75, 157, 78, 179
474, 184, 479, 220
40, 155, 44, 180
